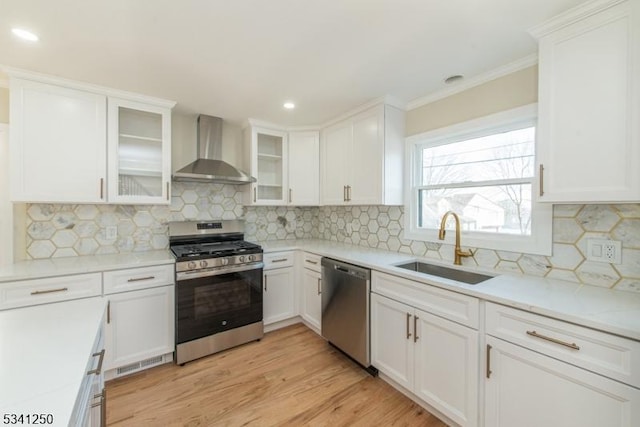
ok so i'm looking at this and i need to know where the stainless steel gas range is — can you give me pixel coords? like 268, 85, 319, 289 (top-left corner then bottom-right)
169, 220, 264, 365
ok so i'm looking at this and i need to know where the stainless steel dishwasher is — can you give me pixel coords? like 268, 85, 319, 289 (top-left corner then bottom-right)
321, 257, 376, 374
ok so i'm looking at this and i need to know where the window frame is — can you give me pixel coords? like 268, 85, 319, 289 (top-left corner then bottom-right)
404, 104, 552, 256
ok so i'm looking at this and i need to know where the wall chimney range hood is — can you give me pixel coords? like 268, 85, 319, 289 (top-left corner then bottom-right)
172, 115, 256, 184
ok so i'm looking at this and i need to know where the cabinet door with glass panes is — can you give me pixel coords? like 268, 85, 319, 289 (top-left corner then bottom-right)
249, 127, 288, 205
107, 98, 172, 204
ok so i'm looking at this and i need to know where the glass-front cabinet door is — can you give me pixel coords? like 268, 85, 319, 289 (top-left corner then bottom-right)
107, 97, 172, 204
249, 127, 288, 205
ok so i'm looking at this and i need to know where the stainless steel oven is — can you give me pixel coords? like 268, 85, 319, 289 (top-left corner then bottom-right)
170, 220, 264, 365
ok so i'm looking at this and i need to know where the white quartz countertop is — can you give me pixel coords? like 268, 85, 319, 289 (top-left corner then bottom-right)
0, 297, 106, 426
260, 239, 640, 341
0, 250, 175, 283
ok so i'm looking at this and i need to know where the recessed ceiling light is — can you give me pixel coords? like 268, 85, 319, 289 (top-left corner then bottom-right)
11, 28, 39, 42
283, 102, 295, 110
444, 75, 464, 84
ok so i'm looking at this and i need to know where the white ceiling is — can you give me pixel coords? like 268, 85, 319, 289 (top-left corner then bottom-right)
0, 0, 587, 126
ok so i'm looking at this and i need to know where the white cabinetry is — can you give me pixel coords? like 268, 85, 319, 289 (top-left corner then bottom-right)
73, 318, 106, 427
263, 251, 296, 325
288, 131, 320, 205
300, 252, 322, 332
532, 0, 640, 202
371, 272, 479, 427
0, 273, 102, 310
321, 103, 404, 205
8, 70, 175, 204
103, 264, 174, 378
10, 78, 107, 203
485, 302, 640, 427
245, 124, 320, 206
108, 97, 172, 204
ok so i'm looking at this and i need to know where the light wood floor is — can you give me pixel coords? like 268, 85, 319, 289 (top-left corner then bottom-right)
106, 323, 447, 427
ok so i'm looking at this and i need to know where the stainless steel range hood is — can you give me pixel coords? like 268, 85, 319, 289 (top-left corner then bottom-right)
172, 115, 256, 184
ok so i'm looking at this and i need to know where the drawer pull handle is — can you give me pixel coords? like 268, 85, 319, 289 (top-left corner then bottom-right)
127, 276, 155, 282
271, 258, 288, 263
305, 259, 318, 265
87, 349, 106, 376
486, 344, 492, 378
526, 330, 580, 351
31, 287, 68, 295
264, 275, 267, 292
406, 313, 412, 340
413, 315, 419, 343
317, 278, 322, 295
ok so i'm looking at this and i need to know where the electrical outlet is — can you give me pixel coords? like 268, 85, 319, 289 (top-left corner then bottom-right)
586, 239, 622, 264
105, 226, 118, 240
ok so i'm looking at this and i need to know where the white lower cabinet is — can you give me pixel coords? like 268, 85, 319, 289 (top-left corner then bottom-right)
371, 292, 478, 427
103, 264, 175, 377
263, 266, 296, 325
104, 285, 174, 373
300, 267, 322, 331
485, 335, 640, 427
484, 301, 640, 427
263, 251, 296, 326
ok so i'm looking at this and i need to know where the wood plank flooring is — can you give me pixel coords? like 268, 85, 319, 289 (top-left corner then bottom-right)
106, 323, 447, 427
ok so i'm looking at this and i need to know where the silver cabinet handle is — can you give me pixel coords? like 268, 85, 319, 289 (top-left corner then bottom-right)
413, 315, 419, 343
166, 182, 170, 201
127, 276, 155, 282
90, 389, 107, 426
271, 258, 288, 263
347, 185, 352, 202
264, 274, 267, 292
486, 344, 492, 378
289, 188, 292, 203
100, 178, 104, 200
253, 187, 257, 203
526, 330, 580, 350
87, 349, 105, 376
317, 278, 321, 295
31, 287, 68, 295
305, 259, 318, 265
539, 164, 544, 197
107, 300, 111, 324
343, 185, 347, 202
406, 313, 412, 340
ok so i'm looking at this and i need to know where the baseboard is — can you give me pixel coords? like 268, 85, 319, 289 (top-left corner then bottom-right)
264, 316, 303, 333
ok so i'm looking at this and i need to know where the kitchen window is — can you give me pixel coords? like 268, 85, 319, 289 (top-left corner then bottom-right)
405, 104, 552, 255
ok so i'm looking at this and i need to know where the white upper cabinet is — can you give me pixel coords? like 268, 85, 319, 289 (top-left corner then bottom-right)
245, 123, 320, 206
108, 98, 171, 204
8, 71, 175, 204
288, 131, 320, 205
10, 78, 108, 203
532, 0, 640, 202
321, 103, 404, 205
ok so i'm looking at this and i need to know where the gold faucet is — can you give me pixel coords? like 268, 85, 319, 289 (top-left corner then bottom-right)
438, 211, 475, 265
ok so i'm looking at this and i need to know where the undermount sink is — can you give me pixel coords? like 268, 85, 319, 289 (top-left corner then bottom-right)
395, 261, 492, 285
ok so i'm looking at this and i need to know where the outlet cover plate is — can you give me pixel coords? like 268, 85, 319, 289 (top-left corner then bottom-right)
586, 239, 622, 264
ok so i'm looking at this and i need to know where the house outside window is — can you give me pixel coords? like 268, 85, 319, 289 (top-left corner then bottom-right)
405, 104, 552, 255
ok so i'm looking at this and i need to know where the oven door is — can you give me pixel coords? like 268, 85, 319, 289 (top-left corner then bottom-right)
176, 264, 263, 344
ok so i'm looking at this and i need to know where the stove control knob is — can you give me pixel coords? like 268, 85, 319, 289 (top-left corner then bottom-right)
248, 255, 255, 262
221, 258, 229, 266
187, 261, 197, 270
199, 260, 208, 268
238, 255, 245, 263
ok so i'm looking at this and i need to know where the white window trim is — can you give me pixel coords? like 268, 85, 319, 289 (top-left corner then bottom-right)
404, 104, 552, 256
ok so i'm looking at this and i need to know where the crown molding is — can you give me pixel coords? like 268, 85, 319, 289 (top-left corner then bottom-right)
529, 0, 626, 38
1, 65, 176, 108
406, 54, 538, 111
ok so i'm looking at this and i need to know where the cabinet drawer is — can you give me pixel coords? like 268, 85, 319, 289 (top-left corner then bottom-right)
103, 264, 174, 294
486, 302, 640, 388
0, 273, 102, 310
372, 271, 479, 329
263, 251, 294, 270
302, 252, 322, 272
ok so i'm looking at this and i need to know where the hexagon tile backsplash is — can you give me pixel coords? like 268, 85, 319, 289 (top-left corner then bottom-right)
23, 185, 640, 292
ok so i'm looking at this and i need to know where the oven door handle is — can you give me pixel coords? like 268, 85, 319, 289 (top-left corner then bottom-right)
176, 262, 264, 281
